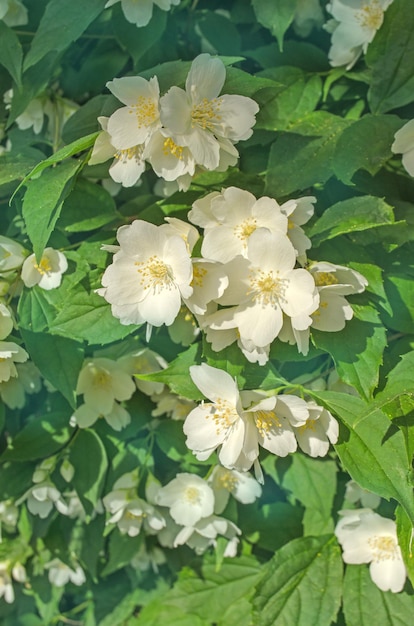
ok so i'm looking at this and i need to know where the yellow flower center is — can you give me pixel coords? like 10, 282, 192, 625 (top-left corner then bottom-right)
218, 470, 238, 492
234, 218, 257, 244
191, 265, 207, 288
163, 137, 184, 160
357, 1, 384, 30
254, 410, 282, 438
136, 255, 173, 292
314, 271, 339, 287
129, 96, 158, 128
207, 398, 239, 435
34, 257, 52, 276
248, 269, 287, 306
184, 486, 201, 504
90, 367, 112, 388
298, 419, 316, 433
368, 535, 399, 561
114, 145, 144, 162
191, 98, 222, 131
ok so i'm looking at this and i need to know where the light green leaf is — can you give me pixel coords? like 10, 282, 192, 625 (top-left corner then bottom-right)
135, 604, 208, 626
343, 563, 414, 625
20, 329, 83, 408
0, 22, 23, 87
308, 196, 395, 247
22, 159, 81, 260
333, 115, 404, 184
70, 429, 108, 515
253, 535, 342, 626
1, 411, 72, 462
252, 0, 298, 51
18, 287, 61, 333
396, 505, 414, 587
282, 455, 337, 535
310, 391, 414, 524
366, 0, 414, 113
23, 0, 108, 71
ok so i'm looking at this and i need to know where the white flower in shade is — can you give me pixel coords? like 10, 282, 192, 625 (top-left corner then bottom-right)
0, 564, 14, 604
0, 500, 18, 528
185, 259, 229, 316
0, 302, 13, 339
293, 0, 324, 37
76, 357, 136, 415
391, 119, 414, 177
188, 187, 288, 263
0, 0, 28, 27
71, 400, 131, 431
0, 235, 26, 274
105, 0, 180, 28
173, 514, 241, 556
293, 401, 339, 457
155, 473, 215, 526
144, 129, 196, 182
106, 495, 165, 537
119, 347, 168, 396
45, 559, 86, 587
327, 370, 358, 396
89, 116, 146, 188
19, 482, 68, 518
207, 229, 318, 357
131, 543, 166, 573
209, 466, 262, 514
0, 341, 28, 382
183, 364, 246, 469
163, 216, 200, 254
21, 248, 68, 290
345, 480, 381, 509
160, 54, 259, 170
106, 76, 161, 150
151, 389, 196, 420
0, 361, 42, 409
335, 509, 407, 593
280, 196, 315, 264
98, 220, 193, 327
167, 305, 200, 346
326, 0, 394, 69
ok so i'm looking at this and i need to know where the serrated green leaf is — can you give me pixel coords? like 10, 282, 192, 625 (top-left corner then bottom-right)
0, 22, 23, 87
22, 159, 81, 260
282, 455, 337, 535
333, 115, 404, 184
343, 563, 413, 625
253, 535, 342, 626
20, 329, 83, 408
18, 286, 60, 333
70, 429, 108, 515
0, 151, 44, 188
252, 0, 298, 51
23, 0, 108, 71
310, 391, 414, 524
309, 196, 395, 247
366, 0, 414, 113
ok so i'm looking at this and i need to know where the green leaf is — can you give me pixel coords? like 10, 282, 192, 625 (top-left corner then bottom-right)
333, 115, 404, 185
22, 159, 81, 259
396, 505, 414, 587
0, 22, 23, 87
0, 462, 35, 499
265, 112, 350, 197
343, 564, 413, 625
308, 196, 395, 247
311, 391, 414, 524
197, 10, 242, 56
135, 604, 208, 626
252, 0, 298, 51
312, 304, 387, 400
0, 151, 44, 188
241, 501, 303, 553
70, 429, 108, 515
20, 329, 83, 409
155, 419, 189, 462
59, 178, 117, 232
18, 287, 60, 333
253, 535, 342, 626
136, 343, 203, 400
113, 7, 167, 66
366, 0, 414, 113
23, 0, 108, 71
1, 411, 72, 462
101, 529, 142, 577
382, 271, 414, 333
49, 289, 137, 345
282, 455, 337, 535
62, 95, 107, 144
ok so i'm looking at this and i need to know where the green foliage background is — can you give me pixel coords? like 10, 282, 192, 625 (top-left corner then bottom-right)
0, 0, 414, 624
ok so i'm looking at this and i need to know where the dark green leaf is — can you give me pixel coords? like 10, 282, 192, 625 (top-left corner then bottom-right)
0, 22, 23, 87
252, 0, 298, 51
70, 429, 108, 515
101, 529, 142, 577
59, 178, 117, 232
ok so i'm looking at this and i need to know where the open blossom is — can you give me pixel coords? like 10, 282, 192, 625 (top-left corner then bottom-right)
45, 559, 86, 587
325, 0, 394, 69
209, 466, 262, 514
391, 119, 414, 177
98, 220, 193, 327
0, 341, 28, 382
76, 357, 135, 415
0, 0, 27, 27
155, 473, 215, 526
292, 401, 339, 457
280, 196, 315, 264
0, 235, 26, 274
173, 514, 241, 556
105, 0, 180, 28
345, 480, 381, 509
21, 247, 68, 290
160, 54, 259, 170
0, 361, 42, 409
335, 509, 407, 593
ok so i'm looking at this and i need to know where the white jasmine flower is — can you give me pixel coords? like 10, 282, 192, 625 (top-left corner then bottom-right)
167, 305, 200, 346
293, 401, 339, 457
0, 302, 13, 339
335, 509, 407, 593
391, 119, 414, 177
98, 220, 193, 327
326, 0, 394, 69
104, 493, 165, 537
106, 76, 161, 150
0, 341, 28, 382
76, 357, 135, 415
185, 259, 229, 316
144, 129, 196, 182
105, 0, 180, 28
163, 217, 199, 254
71, 400, 131, 431
151, 389, 196, 420
119, 347, 168, 396
0, 563, 14, 604
45, 559, 86, 587
21, 247, 68, 290
183, 364, 246, 469
155, 473, 215, 526
0, 235, 26, 273
280, 196, 315, 264
18, 482, 68, 518
131, 543, 166, 573
188, 187, 288, 263
173, 514, 241, 556
293, 0, 324, 37
0, 361, 42, 409
209, 466, 262, 514
344, 480, 381, 509
0, 0, 28, 27
0, 500, 18, 528
160, 54, 259, 170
